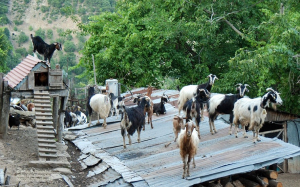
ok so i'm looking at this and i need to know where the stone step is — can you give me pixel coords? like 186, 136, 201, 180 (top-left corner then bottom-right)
35, 108, 52, 112
37, 134, 55, 139
29, 161, 70, 168
34, 100, 51, 104
36, 116, 53, 120
39, 153, 57, 158
38, 143, 57, 148
34, 95, 51, 100
36, 125, 54, 130
34, 104, 52, 108
36, 121, 53, 125
37, 130, 55, 134
35, 112, 52, 116
38, 139, 56, 144
39, 148, 57, 154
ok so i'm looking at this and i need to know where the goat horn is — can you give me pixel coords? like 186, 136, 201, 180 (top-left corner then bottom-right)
235, 83, 242, 87
244, 84, 250, 87
266, 88, 276, 92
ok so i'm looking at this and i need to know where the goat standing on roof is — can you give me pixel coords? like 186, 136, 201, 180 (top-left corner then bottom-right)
233, 88, 283, 143
30, 34, 62, 63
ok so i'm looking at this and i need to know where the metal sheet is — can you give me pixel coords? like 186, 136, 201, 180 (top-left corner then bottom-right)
71, 89, 300, 187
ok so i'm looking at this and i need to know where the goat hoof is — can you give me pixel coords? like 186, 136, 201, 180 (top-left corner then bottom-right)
235, 136, 238, 138
244, 136, 248, 138
257, 139, 261, 142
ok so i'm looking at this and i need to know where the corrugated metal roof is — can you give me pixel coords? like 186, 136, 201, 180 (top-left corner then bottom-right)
3, 55, 48, 89
69, 92, 300, 187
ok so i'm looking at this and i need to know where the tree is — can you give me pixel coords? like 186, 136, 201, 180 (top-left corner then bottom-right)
0, 27, 11, 72
17, 32, 29, 46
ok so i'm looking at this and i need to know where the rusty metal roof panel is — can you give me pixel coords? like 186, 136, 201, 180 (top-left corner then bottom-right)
70, 89, 300, 187
3, 55, 43, 89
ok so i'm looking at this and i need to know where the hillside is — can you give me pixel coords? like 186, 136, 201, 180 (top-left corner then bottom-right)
3, 0, 115, 73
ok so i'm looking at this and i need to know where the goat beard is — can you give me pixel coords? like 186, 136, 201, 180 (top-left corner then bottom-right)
271, 103, 277, 111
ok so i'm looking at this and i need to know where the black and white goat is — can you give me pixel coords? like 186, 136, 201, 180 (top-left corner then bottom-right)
153, 94, 169, 116
86, 86, 111, 128
109, 93, 125, 119
183, 88, 210, 139
30, 34, 62, 63
233, 88, 283, 143
120, 96, 151, 148
208, 83, 250, 135
70, 106, 87, 126
64, 110, 73, 128
178, 74, 218, 118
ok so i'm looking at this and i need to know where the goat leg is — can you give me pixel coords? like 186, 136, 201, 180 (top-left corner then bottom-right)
127, 133, 132, 145
193, 157, 196, 168
103, 118, 107, 129
243, 125, 248, 138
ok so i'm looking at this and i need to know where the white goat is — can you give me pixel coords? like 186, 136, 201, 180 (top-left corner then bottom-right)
87, 93, 111, 128
233, 88, 283, 143
177, 120, 200, 179
177, 74, 218, 119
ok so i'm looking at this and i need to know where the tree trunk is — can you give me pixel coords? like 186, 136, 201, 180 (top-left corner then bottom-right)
232, 180, 245, 187
268, 180, 283, 187
255, 169, 278, 180
238, 177, 260, 187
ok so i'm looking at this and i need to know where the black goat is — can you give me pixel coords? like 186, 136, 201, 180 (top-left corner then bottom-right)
86, 86, 95, 118
30, 34, 62, 63
9, 114, 21, 130
120, 96, 151, 149
183, 88, 210, 139
153, 94, 169, 116
64, 110, 73, 128
208, 83, 250, 135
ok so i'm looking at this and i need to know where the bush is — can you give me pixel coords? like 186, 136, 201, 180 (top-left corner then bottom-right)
46, 29, 53, 39
17, 32, 29, 46
29, 26, 33, 31
35, 28, 45, 38
64, 41, 76, 52
15, 47, 28, 57
41, 6, 49, 13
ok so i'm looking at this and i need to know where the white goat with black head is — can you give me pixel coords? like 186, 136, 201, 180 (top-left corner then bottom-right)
183, 88, 210, 139
120, 96, 151, 148
177, 74, 218, 119
30, 34, 62, 63
208, 83, 250, 135
233, 88, 283, 143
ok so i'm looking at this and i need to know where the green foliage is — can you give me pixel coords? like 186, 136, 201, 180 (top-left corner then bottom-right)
47, 29, 53, 39
41, 6, 50, 13
0, 27, 11, 72
64, 41, 76, 52
14, 19, 23, 25
15, 47, 28, 57
66, 34, 73, 40
35, 28, 45, 38
29, 26, 33, 31
17, 32, 29, 46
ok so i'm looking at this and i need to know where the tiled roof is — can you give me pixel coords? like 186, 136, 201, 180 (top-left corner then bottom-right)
3, 55, 46, 89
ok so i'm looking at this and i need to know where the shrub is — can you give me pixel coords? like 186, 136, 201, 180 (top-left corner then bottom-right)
35, 28, 45, 38
17, 32, 29, 46
29, 26, 33, 31
64, 41, 76, 52
46, 29, 53, 39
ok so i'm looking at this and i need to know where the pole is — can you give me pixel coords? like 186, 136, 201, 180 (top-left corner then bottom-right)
92, 54, 97, 85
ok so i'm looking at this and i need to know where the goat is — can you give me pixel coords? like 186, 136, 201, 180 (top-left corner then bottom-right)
120, 96, 151, 148
208, 83, 250, 135
9, 114, 21, 130
133, 94, 154, 130
87, 86, 111, 128
183, 88, 210, 139
109, 93, 125, 119
153, 94, 169, 116
233, 88, 283, 143
27, 103, 35, 112
64, 110, 73, 128
173, 115, 184, 142
30, 34, 62, 63
177, 74, 218, 119
70, 111, 87, 126
177, 120, 200, 179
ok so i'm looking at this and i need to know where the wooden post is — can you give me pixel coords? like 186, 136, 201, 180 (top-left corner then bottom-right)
1, 81, 10, 139
0, 73, 3, 137
58, 95, 68, 142
92, 54, 97, 85
283, 121, 288, 172
52, 95, 59, 131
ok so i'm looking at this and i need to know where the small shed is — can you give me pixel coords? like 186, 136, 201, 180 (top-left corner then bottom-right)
0, 55, 69, 164
3, 55, 64, 90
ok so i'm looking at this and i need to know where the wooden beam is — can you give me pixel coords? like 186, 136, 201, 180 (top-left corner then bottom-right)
52, 95, 59, 131
1, 81, 10, 139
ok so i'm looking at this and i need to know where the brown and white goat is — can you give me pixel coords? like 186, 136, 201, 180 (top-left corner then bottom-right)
173, 115, 184, 142
27, 103, 35, 112
177, 120, 200, 179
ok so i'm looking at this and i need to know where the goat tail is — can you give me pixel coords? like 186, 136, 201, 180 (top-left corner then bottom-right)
30, 34, 33, 39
